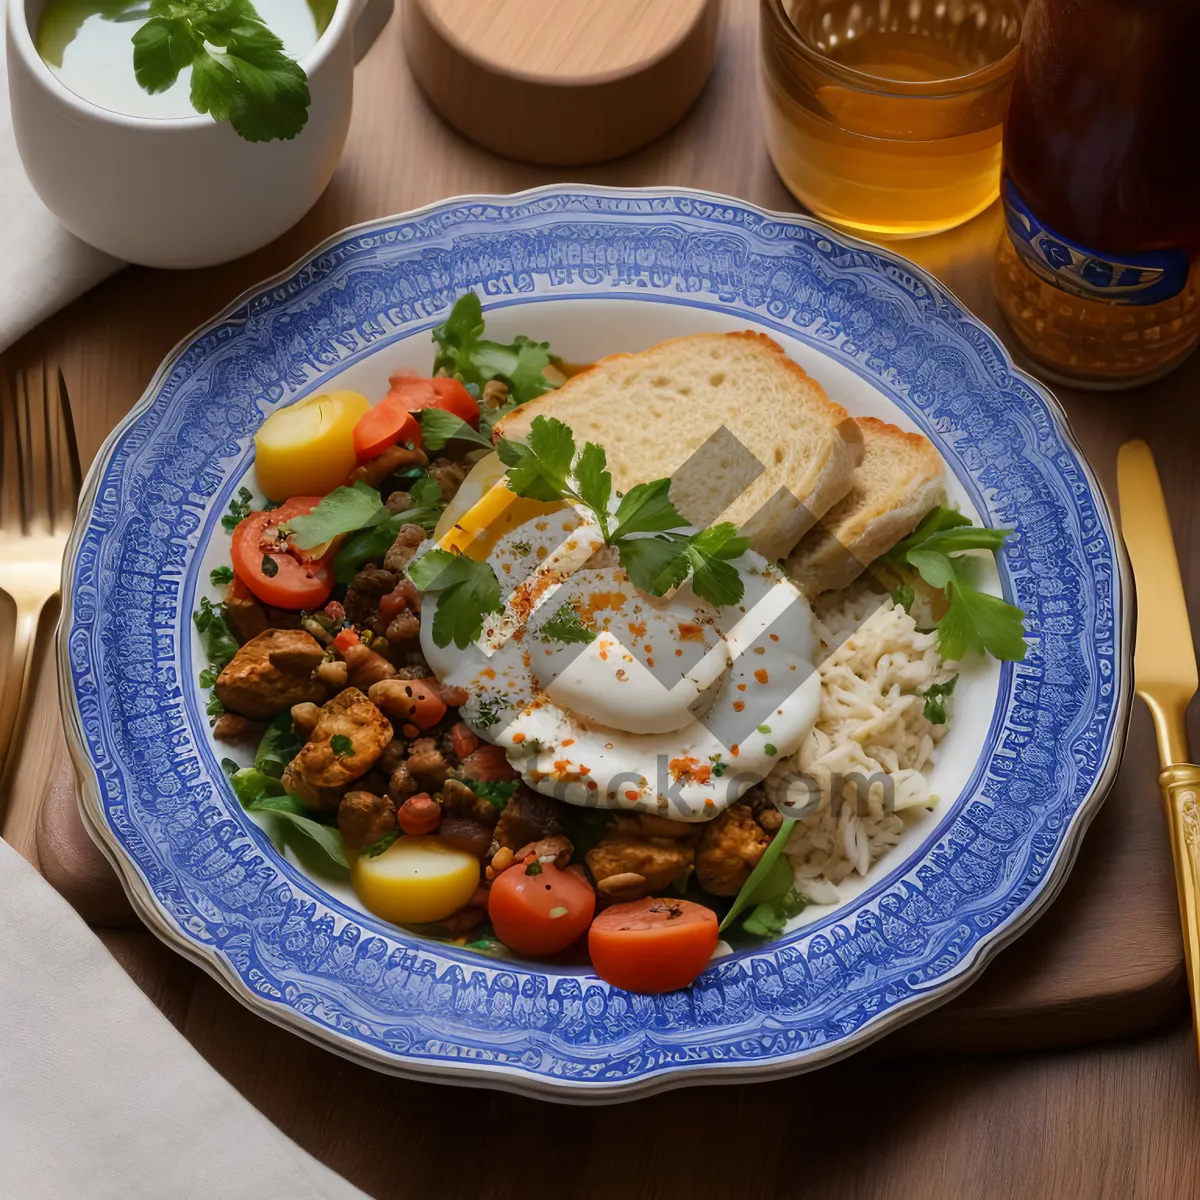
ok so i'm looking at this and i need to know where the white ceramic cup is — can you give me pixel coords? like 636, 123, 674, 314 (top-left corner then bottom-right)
6, 0, 392, 268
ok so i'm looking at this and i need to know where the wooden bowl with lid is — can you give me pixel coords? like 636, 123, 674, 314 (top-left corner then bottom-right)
404, 0, 721, 165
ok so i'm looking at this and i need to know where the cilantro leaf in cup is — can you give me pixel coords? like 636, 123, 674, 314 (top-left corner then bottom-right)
132, 0, 311, 143
432, 293, 559, 406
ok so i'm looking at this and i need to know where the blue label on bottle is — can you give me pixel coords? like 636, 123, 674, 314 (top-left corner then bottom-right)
1002, 177, 1191, 306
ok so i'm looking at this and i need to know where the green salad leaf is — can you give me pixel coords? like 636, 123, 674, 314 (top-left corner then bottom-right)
254, 713, 304, 779
433, 293, 558, 405
284, 481, 389, 550
132, 0, 311, 143
719, 818, 796, 934
333, 508, 441, 583
540, 602, 595, 645
920, 675, 958, 725
221, 486, 254, 533
419, 408, 492, 451
741, 887, 807, 939
193, 596, 238, 670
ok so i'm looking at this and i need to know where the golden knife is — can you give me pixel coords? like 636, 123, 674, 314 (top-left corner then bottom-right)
1117, 439, 1200, 1055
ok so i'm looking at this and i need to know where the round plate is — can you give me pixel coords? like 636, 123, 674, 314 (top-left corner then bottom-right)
60, 186, 1132, 1102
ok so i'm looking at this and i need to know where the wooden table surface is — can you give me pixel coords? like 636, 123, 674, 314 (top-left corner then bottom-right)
5, 0, 1200, 1195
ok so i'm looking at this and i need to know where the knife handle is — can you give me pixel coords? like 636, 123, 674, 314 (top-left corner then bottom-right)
1159, 763, 1200, 1055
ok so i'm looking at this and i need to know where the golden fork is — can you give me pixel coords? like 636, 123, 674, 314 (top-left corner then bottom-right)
0, 366, 82, 806
1116, 440, 1200, 1062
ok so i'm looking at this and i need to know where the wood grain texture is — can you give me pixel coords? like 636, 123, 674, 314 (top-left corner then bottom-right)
404, 0, 721, 164
2, 1, 1200, 1189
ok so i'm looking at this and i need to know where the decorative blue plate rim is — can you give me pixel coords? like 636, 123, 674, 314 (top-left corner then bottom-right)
59, 185, 1133, 1102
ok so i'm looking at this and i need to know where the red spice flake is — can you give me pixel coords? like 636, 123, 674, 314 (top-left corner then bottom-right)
562, 738, 575, 747
733, 701, 745, 712
694, 765, 712, 785
769, 633, 779, 642
731, 744, 740, 757
753, 646, 765, 655
579, 764, 591, 774
628, 620, 647, 639
737, 683, 747, 692
647, 658, 654, 667
536, 545, 549, 559
480, 668, 496, 680
669, 755, 700, 781
675, 648, 683, 657
512, 733, 527, 744
703, 797, 716, 811
755, 668, 769, 684
587, 780, 598, 790
624, 789, 640, 801
677, 622, 705, 643
553, 760, 572, 774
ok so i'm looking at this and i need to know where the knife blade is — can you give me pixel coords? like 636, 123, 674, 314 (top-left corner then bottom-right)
1117, 439, 1197, 768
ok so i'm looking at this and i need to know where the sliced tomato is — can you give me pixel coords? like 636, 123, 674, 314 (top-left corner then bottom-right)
488, 860, 596, 957
389, 375, 481, 429
353, 394, 423, 463
231, 496, 335, 610
588, 898, 718, 993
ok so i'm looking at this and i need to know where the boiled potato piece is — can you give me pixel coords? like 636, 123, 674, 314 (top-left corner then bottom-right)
255, 390, 369, 501
352, 835, 480, 924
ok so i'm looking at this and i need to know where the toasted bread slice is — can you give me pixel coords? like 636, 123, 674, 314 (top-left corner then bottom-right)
494, 332, 863, 562
786, 417, 946, 596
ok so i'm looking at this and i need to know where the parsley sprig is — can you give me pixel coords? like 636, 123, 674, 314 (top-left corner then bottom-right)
496, 416, 751, 608
407, 549, 503, 650
884, 507, 1026, 662
132, 0, 311, 143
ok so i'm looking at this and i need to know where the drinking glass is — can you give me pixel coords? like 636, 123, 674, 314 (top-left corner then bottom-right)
761, 0, 1024, 238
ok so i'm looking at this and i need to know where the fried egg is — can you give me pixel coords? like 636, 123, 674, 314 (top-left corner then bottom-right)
420, 463, 821, 821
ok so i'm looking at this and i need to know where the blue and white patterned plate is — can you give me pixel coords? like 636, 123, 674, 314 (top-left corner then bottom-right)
60, 186, 1131, 1101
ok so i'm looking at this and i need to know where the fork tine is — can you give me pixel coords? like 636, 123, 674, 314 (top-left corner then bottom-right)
56, 368, 83, 527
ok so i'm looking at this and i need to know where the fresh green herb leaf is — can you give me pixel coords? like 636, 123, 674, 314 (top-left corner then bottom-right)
221, 486, 254, 533
206, 694, 225, 717
496, 415, 577, 503
408, 548, 503, 649
209, 565, 234, 587
418, 408, 492, 451
683, 522, 749, 607
525, 860, 543, 876
193, 596, 238, 670
610, 479, 689, 539
260, 553, 279, 578
227, 766, 286, 808
885, 506, 972, 565
941, 573, 1028, 662
474, 698, 505, 730
719, 818, 796, 933
330, 734, 354, 758
764, 744, 777, 756
285, 481, 389, 550
198, 667, 218, 689
132, 0, 311, 143
246, 799, 349, 869
254, 713, 304, 780
574, 443, 612, 535
891, 584, 916, 611
409, 474, 444, 508
361, 831, 400, 858
465, 779, 518, 810
742, 887, 807, 938
708, 754, 727, 778
616, 533, 692, 596
757, 724, 772, 734
540, 602, 595, 644
432, 293, 558, 405
906, 548, 956, 590
333, 509, 441, 583
921, 675, 958, 725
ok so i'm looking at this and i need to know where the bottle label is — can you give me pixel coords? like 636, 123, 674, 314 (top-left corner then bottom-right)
1002, 177, 1191, 306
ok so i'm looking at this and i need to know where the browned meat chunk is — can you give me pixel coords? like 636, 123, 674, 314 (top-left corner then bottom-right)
343, 641, 397, 688
438, 815, 493, 859
386, 763, 421, 805
223, 578, 269, 645
344, 566, 399, 625
427, 457, 469, 502
214, 629, 325, 719
406, 736, 450, 789
347, 443, 426, 489
384, 490, 413, 514
695, 805, 771, 896
282, 687, 393, 811
494, 791, 564, 850
337, 789, 397, 850
586, 831, 695, 897
440, 777, 500, 828
382, 523, 426, 573
211, 713, 265, 746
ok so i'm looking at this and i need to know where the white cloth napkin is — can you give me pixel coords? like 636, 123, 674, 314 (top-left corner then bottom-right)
0, 838, 371, 1200
0, 0, 394, 354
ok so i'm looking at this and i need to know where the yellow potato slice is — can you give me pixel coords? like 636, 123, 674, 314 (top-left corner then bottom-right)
351, 835, 480, 924
255, 389, 370, 501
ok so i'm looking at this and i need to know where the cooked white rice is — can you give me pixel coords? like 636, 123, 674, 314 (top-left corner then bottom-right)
766, 585, 954, 904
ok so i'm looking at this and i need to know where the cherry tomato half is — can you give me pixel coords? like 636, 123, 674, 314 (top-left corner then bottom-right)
588, 898, 718, 994
489, 861, 596, 957
353, 393, 423, 462
231, 496, 335, 610
387, 371, 481, 429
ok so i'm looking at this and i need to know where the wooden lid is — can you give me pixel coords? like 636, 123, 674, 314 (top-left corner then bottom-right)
404, 0, 721, 165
